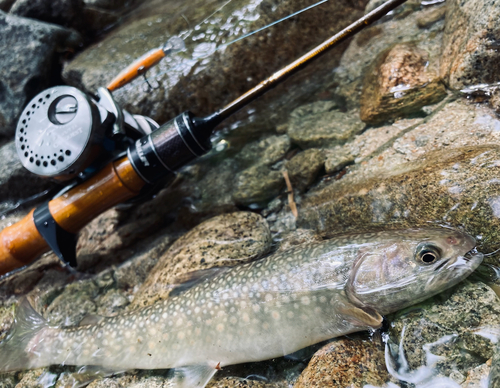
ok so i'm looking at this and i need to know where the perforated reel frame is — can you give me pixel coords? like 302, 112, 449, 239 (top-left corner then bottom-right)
15, 86, 106, 181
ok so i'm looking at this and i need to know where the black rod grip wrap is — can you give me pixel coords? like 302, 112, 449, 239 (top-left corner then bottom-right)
128, 112, 212, 184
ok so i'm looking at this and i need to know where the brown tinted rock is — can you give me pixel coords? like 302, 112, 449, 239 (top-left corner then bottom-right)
287, 102, 365, 149
440, 0, 500, 90
285, 149, 325, 192
360, 43, 446, 125
233, 165, 285, 206
294, 336, 388, 388
334, 2, 446, 109
207, 377, 278, 388
132, 212, 271, 308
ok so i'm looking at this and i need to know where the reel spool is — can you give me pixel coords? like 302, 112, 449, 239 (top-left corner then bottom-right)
15, 86, 158, 182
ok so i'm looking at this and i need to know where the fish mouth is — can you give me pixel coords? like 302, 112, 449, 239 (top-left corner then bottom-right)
425, 250, 483, 291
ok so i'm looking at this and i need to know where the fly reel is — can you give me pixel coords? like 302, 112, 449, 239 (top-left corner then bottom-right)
15, 85, 159, 182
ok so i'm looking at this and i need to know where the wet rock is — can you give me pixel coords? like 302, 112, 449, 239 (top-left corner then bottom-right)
233, 165, 285, 207
299, 139, 500, 261
0, 0, 14, 12
0, 373, 15, 388
440, 0, 500, 90
62, 0, 368, 131
44, 280, 99, 326
9, 0, 84, 30
207, 377, 278, 388
295, 335, 388, 388
132, 212, 271, 308
113, 233, 177, 291
285, 149, 325, 192
334, 1, 446, 109
15, 368, 54, 388
324, 147, 354, 174
0, 141, 55, 213
0, 11, 80, 139
387, 281, 500, 378
287, 102, 366, 149
95, 288, 129, 316
462, 362, 491, 388
75, 199, 176, 272
236, 135, 291, 168
416, 4, 446, 29
83, 0, 123, 10
360, 43, 446, 125
79, 6, 119, 36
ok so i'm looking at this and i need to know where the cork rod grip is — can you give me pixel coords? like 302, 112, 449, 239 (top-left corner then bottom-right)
0, 156, 146, 276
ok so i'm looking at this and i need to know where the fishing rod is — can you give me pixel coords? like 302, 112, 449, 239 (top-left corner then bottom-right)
0, 0, 409, 276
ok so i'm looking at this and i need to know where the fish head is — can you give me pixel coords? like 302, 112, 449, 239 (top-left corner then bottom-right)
346, 228, 482, 315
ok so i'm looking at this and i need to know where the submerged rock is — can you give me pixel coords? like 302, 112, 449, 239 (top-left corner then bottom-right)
0, 11, 80, 139
295, 335, 388, 388
287, 102, 366, 149
440, 0, 500, 90
285, 149, 325, 192
233, 165, 285, 207
360, 43, 446, 125
132, 212, 271, 308
387, 281, 500, 381
299, 145, 500, 262
236, 135, 291, 168
62, 0, 369, 130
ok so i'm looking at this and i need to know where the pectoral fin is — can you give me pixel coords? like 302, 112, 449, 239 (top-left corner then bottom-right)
339, 304, 383, 328
170, 364, 218, 388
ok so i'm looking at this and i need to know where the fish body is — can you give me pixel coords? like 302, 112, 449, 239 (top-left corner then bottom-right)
0, 228, 481, 387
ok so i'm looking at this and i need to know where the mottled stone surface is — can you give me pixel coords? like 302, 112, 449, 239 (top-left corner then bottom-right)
232, 165, 285, 206
360, 43, 446, 125
324, 147, 354, 174
0, 11, 80, 138
287, 103, 366, 149
333, 1, 446, 109
387, 281, 500, 378
207, 377, 279, 388
285, 149, 325, 192
236, 135, 291, 168
440, 0, 500, 90
295, 335, 388, 388
132, 212, 271, 308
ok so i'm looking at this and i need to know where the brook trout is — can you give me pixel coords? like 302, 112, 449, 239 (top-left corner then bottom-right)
0, 228, 481, 387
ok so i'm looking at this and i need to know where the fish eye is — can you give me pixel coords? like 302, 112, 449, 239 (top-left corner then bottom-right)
415, 243, 442, 265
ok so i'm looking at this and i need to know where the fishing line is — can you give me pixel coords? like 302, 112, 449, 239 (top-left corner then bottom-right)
152, 0, 331, 80
222, 0, 329, 47
178, 0, 235, 40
